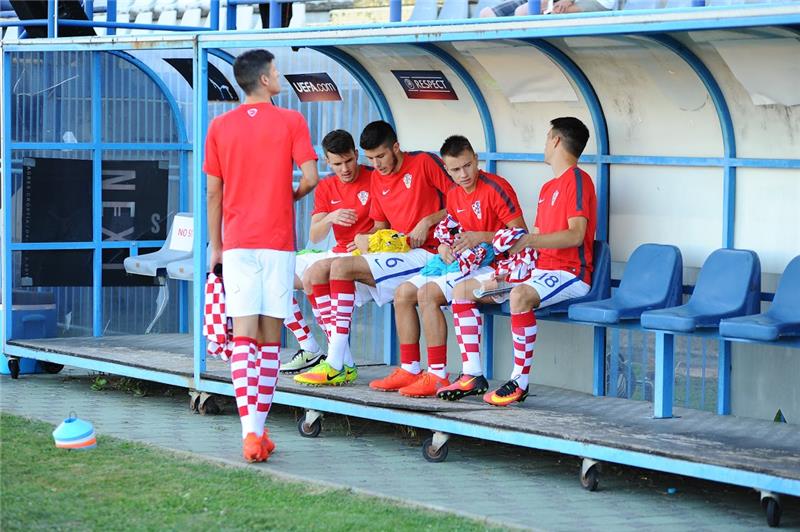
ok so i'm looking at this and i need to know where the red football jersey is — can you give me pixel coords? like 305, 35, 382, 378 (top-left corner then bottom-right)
311, 165, 374, 253
369, 151, 453, 252
203, 103, 317, 252
447, 171, 523, 232
533, 166, 597, 283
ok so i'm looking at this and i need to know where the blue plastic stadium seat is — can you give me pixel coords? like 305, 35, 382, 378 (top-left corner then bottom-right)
719, 255, 800, 341
438, 0, 469, 19
495, 240, 611, 316
569, 243, 682, 324
641, 248, 761, 333
408, 0, 439, 20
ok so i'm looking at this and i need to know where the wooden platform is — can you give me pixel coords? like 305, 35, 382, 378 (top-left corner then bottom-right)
9, 334, 800, 485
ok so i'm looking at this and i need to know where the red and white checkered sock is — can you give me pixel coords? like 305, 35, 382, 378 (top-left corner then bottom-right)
327, 279, 355, 371
452, 300, 483, 376
254, 343, 280, 436
400, 343, 421, 374
284, 297, 320, 353
308, 297, 327, 339
427, 344, 447, 379
230, 336, 257, 438
510, 311, 537, 389
311, 284, 333, 341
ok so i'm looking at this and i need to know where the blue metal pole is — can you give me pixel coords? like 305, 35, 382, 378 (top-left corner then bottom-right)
269, 0, 281, 28
2, 51, 13, 345
227, 1, 237, 30
193, 44, 210, 385
48, 0, 56, 38
389, 0, 402, 22
85, 0, 94, 18
178, 150, 189, 334
92, 52, 103, 337
592, 326, 605, 396
482, 312, 494, 379
653, 331, 674, 418
383, 306, 397, 365
528, 0, 540, 15
107, 0, 117, 36
717, 339, 731, 415
209, 0, 220, 31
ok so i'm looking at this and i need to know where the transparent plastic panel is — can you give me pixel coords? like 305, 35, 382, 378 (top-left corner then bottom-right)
101, 52, 180, 144
10, 51, 93, 143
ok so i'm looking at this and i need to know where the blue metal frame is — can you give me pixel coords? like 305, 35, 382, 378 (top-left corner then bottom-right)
311, 46, 395, 126
416, 43, 498, 173
2, 47, 191, 340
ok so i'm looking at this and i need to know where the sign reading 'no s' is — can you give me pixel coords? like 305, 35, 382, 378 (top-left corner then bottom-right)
285, 73, 342, 102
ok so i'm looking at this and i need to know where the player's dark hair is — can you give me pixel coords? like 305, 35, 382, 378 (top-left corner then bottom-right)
550, 117, 590, 158
359, 121, 398, 151
440, 135, 475, 159
322, 130, 356, 156
233, 49, 275, 95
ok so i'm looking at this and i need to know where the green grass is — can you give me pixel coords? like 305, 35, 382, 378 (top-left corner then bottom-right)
0, 414, 496, 531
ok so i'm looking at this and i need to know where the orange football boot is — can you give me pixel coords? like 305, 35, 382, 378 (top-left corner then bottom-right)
369, 368, 423, 392
398, 372, 450, 397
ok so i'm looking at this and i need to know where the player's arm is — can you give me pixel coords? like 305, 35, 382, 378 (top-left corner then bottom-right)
408, 209, 446, 249
351, 220, 389, 254
510, 216, 586, 254
309, 209, 359, 243
294, 159, 319, 201
207, 174, 223, 268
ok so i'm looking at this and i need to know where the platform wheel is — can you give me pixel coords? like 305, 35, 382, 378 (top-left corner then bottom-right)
188, 391, 201, 413
7, 358, 20, 379
198, 393, 221, 415
580, 464, 600, 492
297, 416, 322, 438
40, 362, 64, 374
763, 497, 782, 527
422, 437, 449, 463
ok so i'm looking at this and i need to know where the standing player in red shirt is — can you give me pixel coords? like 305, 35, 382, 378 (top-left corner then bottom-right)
446, 117, 597, 406
204, 50, 319, 462
372, 135, 526, 396
295, 121, 453, 385
280, 129, 373, 376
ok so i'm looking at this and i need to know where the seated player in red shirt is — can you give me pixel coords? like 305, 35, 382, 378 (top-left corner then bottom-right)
295, 121, 453, 385
371, 135, 526, 397
445, 117, 597, 406
280, 130, 373, 376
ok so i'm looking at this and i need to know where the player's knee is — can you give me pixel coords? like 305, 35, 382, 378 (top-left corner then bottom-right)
418, 284, 443, 309
509, 285, 538, 313
479, 6, 496, 17
452, 280, 476, 302
329, 257, 352, 280
394, 282, 418, 307
514, 2, 531, 16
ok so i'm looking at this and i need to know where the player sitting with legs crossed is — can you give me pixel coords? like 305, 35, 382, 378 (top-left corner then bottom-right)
295, 120, 453, 386
375, 135, 527, 397
444, 117, 597, 406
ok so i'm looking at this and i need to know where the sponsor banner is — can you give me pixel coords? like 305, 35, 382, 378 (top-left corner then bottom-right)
21, 157, 167, 286
392, 70, 458, 101
285, 73, 342, 102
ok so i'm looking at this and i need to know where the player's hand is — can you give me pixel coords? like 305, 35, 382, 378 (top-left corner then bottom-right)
346, 240, 358, 253
507, 234, 532, 256
408, 220, 430, 249
209, 246, 222, 273
438, 244, 455, 265
451, 231, 483, 254
327, 209, 357, 227
551, 0, 574, 13
354, 234, 370, 254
